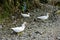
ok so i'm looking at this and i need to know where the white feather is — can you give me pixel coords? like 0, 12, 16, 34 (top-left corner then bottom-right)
37, 13, 50, 20
21, 13, 30, 17
11, 22, 26, 32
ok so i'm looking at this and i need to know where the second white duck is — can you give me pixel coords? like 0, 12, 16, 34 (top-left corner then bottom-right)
21, 13, 30, 17
37, 13, 50, 20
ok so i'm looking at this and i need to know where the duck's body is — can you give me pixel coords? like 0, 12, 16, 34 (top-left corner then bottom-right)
37, 13, 50, 20
21, 13, 30, 17
37, 16, 49, 20
11, 22, 26, 32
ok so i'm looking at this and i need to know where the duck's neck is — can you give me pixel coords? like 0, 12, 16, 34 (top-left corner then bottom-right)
47, 13, 49, 17
22, 24, 25, 28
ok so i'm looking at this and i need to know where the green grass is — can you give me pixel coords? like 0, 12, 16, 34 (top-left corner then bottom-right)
0, 11, 10, 23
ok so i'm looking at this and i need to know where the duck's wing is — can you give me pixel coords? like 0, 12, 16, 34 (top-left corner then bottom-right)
11, 27, 22, 32
11, 27, 20, 29
37, 16, 47, 18
21, 13, 27, 15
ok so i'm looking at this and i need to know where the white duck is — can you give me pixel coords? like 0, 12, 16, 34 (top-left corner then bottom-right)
21, 12, 30, 17
11, 22, 27, 33
37, 13, 50, 20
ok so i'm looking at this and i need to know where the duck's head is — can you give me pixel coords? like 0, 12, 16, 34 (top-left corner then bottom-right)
23, 22, 27, 25
23, 22, 28, 26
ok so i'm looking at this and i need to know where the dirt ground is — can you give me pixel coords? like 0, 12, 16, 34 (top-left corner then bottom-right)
0, 5, 60, 40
